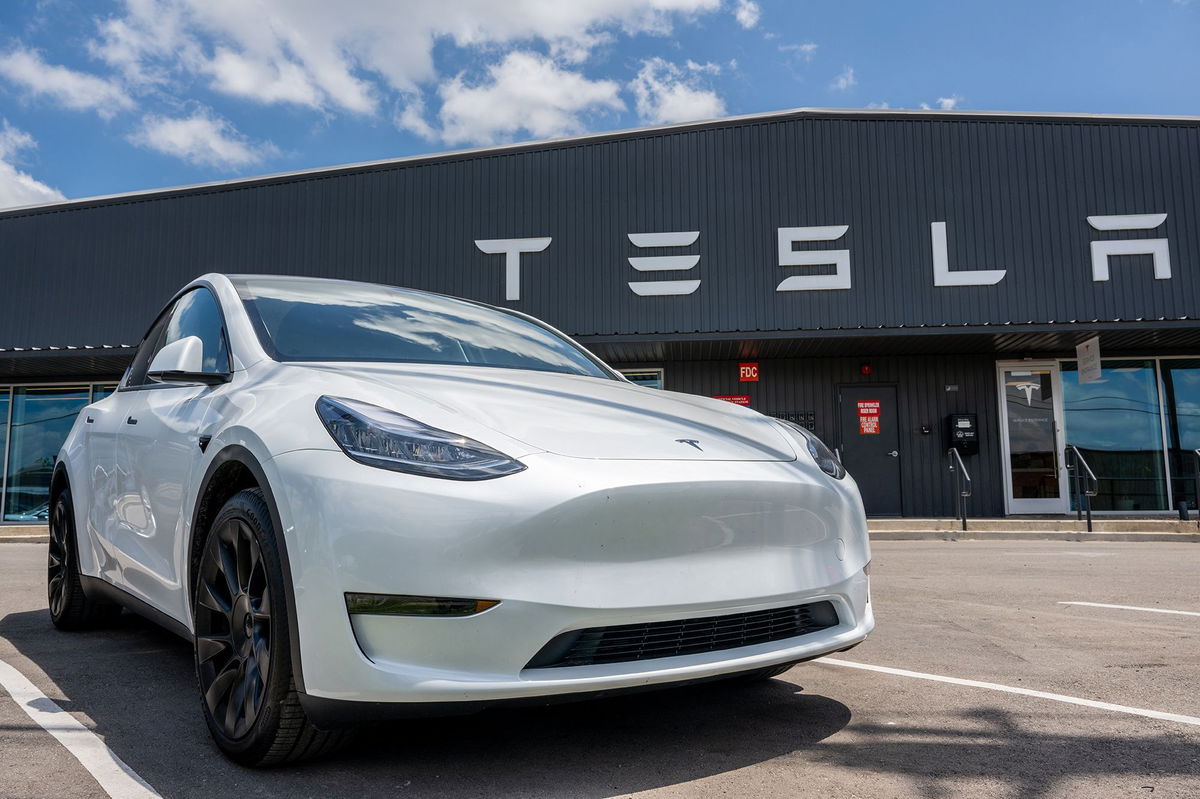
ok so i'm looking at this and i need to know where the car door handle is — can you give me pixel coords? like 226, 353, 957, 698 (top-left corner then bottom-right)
125, 416, 138, 425
85, 415, 95, 424
887, 450, 899, 457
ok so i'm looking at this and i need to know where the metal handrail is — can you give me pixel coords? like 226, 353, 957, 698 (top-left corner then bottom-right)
947, 447, 972, 531
1064, 445, 1098, 532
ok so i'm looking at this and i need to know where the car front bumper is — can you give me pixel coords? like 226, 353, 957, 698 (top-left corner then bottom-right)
264, 449, 874, 711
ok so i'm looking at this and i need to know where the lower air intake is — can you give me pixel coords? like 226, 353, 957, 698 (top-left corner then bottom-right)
526, 600, 839, 669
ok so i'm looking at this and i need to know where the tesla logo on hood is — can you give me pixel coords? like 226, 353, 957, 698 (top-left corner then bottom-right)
675, 438, 703, 451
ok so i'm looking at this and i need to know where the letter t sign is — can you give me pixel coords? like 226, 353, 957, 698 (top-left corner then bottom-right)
474, 237, 553, 300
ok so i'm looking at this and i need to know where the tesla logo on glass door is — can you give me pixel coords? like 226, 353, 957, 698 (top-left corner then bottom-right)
1009, 381, 1041, 406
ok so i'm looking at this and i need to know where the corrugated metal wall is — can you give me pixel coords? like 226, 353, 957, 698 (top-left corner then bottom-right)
639, 354, 1004, 517
0, 113, 1197, 350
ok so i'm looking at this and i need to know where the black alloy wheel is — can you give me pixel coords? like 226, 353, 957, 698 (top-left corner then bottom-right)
47, 485, 120, 630
47, 497, 72, 619
193, 488, 349, 766
195, 515, 273, 741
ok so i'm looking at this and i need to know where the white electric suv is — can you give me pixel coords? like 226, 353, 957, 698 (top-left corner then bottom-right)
49, 274, 873, 765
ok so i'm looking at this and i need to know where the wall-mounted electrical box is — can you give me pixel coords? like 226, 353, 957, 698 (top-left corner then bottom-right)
946, 413, 979, 456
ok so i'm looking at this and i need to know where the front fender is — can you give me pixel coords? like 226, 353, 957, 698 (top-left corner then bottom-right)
185, 440, 308, 694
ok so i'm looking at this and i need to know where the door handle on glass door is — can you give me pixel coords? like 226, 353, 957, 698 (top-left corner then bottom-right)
888, 450, 899, 457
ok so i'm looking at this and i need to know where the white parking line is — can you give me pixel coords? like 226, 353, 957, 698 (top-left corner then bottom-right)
0, 657, 161, 799
1058, 601, 1200, 617
820, 658, 1200, 728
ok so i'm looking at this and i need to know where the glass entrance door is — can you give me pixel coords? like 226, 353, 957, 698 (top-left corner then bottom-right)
997, 363, 1069, 514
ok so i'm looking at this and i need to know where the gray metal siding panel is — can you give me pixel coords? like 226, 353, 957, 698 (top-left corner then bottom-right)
0, 115, 1197, 349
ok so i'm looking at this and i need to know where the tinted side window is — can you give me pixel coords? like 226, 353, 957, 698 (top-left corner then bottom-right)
124, 313, 171, 387
126, 288, 230, 387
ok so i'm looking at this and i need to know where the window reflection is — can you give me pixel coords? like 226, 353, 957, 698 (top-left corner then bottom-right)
1062, 360, 1166, 511
1163, 359, 1200, 510
236, 277, 609, 378
1003, 369, 1060, 499
0, 388, 9, 520
3, 387, 91, 521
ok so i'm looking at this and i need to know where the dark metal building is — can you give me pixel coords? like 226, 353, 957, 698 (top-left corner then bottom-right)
1, 108, 1198, 521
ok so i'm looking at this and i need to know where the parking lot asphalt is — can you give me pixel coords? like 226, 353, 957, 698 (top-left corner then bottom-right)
1, 540, 1198, 799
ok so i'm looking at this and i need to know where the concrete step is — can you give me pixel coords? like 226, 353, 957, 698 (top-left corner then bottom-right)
4, 520, 1199, 546
868, 518, 1200, 533
0, 524, 48, 543
870, 529, 1200, 543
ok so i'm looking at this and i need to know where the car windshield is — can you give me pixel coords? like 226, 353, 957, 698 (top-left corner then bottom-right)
232, 277, 611, 378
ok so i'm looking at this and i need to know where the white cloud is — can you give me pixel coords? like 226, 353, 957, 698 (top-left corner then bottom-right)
395, 95, 437, 141
780, 42, 818, 62
829, 66, 856, 91
919, 95, 963, 111
89, 0, 721, 115
435, 51, 624, 145
0, 48, 135, 118
866, 101, 890, 109
129, 109, 279, 168
0, 121, 65, 209
630, 56, 725, 125
685, 59, 722, 75
733, 0, 761, 28
205, 47, 325, 109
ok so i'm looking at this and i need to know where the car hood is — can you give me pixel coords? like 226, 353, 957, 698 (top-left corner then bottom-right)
302, 363, 798, 462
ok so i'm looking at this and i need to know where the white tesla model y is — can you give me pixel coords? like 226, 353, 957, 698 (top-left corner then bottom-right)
49, 274, 873, 765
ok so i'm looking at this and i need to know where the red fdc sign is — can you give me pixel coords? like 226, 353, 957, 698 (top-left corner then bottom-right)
714, 395, 751, 406
857, 400, 881, 435
739, 362, 759, 382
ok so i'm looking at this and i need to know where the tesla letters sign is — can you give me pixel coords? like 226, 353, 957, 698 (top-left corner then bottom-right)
476, 213, 1173, 301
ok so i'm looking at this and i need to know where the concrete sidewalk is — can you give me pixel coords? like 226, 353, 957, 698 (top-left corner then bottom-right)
869, 517, 1200, 542
4, 518, 1199, 544
0, 526, 48, 544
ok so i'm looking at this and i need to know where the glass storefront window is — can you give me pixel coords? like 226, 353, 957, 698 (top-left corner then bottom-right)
1061, 360, 1167, 511
1002, 368, 1061, 500
1163, 359, 1200, 510
0, 388, 9, 519
3, 386, 91, 521
620, 369, 665, 390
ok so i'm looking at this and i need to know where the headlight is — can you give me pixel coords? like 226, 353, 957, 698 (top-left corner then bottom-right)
776, 420, 846, 480
316, 396, 526, 480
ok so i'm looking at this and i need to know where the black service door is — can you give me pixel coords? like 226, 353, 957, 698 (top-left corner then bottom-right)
839, 385, 902, 515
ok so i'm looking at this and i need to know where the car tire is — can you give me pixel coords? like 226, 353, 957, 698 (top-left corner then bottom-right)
193, 487, 350, 766
48, 486, 121, 630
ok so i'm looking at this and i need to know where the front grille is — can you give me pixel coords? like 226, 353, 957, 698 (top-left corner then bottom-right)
525, 601, 839, 669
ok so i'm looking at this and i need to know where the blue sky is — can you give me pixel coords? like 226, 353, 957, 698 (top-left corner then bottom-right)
0, 0, 1196, 209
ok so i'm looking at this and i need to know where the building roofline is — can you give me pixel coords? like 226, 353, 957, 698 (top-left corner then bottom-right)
3, 106, 1200, 220
3, 317, 1195, 356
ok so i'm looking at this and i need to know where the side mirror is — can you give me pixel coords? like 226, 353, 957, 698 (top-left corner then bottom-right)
147, 336, 230, 386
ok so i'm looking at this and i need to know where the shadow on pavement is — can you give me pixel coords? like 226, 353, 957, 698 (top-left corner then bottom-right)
0, 607, 850, 798
7, 605, 1196, 798
817, 707, 1200, 799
